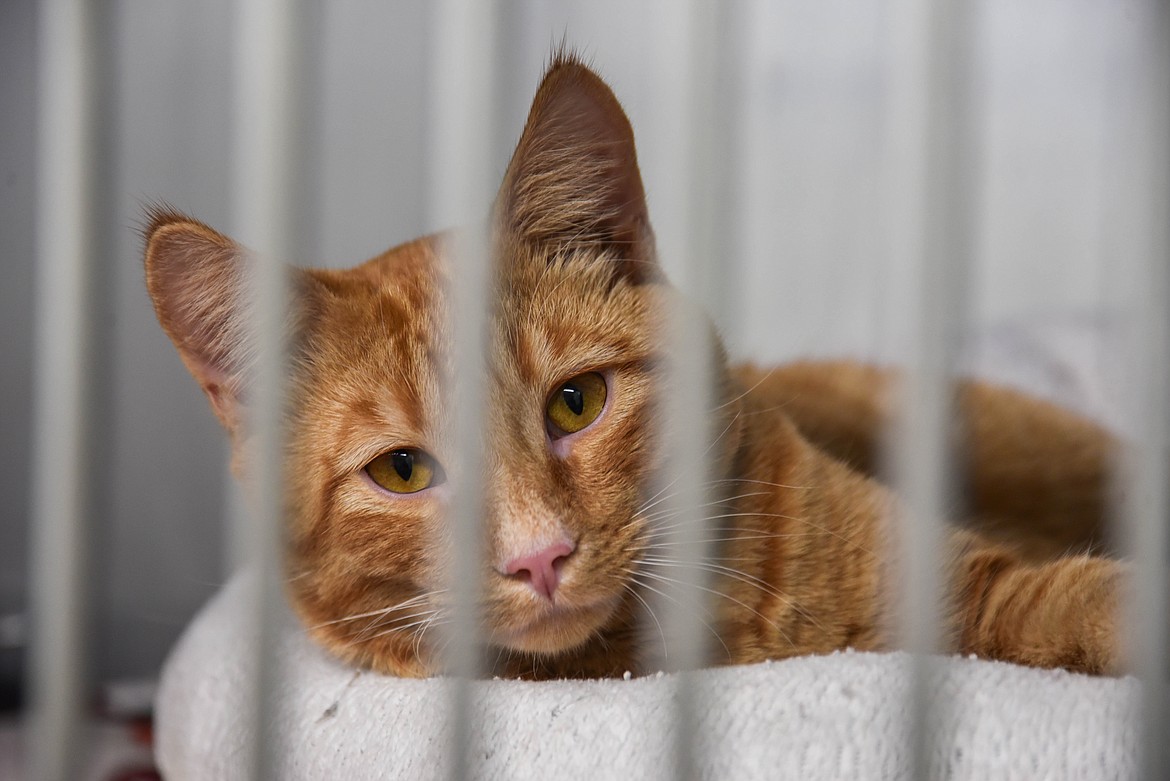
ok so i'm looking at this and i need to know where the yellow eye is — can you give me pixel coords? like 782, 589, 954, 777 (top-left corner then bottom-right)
366, 449, 442, 494
546, 372, 607, 436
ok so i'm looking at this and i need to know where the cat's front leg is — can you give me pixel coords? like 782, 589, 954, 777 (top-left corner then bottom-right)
947, 529, 1124, 675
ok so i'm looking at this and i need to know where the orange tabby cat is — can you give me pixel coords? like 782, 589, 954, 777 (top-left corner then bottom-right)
144, 55, 1124, 680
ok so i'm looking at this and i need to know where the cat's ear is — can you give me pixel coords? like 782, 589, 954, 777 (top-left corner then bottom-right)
143, 209, 255, 433
497, 55, 658, 283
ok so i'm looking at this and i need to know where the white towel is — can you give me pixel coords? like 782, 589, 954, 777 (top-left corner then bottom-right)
156, 573, 1139, 780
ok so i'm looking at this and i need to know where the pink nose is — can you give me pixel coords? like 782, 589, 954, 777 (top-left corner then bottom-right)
504, 541, 575, 601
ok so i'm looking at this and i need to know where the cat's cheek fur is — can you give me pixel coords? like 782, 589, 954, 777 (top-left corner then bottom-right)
285, 443, 452, 677
481, 473, 640, 652
474, 368, 655, 655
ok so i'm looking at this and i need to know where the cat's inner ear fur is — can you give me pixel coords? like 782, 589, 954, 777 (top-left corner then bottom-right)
143, 209, 254, 433
497, 55, 659, 283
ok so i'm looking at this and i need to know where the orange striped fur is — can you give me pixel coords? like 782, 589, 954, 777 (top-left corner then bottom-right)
144, 55, 1125, 679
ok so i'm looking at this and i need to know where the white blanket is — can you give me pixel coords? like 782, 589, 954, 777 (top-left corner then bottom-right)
156, 574, 1138, 781
156, 316, 1141, 779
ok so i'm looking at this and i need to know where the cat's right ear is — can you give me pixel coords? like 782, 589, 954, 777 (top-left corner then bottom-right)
497, 54, 660, 283
143, 209, 251, 433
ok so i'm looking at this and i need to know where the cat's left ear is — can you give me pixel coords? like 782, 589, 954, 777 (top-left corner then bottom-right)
496, 56, 659, 283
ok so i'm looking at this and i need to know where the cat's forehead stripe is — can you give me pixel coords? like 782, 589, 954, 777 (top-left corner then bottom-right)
496, 251, 657, 385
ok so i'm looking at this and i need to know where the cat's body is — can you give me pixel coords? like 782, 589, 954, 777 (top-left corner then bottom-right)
145, 56, 1124, 680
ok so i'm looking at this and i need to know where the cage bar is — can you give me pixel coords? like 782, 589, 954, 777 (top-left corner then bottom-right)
27, 0, 99, 778
885, 0, 976, 777
232, 0, 305, 777
1125, 1, 1170, 777
427, 2, 498, 779
646, 2, 738, 778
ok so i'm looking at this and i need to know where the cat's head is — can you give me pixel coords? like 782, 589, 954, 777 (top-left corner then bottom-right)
145, 57, 742, 677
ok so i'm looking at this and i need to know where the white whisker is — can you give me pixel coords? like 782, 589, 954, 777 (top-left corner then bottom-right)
631, 569, 796, 651
311, 590, 443, 630
622, 571, 732, 661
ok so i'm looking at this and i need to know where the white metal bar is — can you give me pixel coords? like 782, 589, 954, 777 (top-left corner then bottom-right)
234, 0, 304, 777
428, 2, 498, 779
651, 2, 735, 778
886, 0, 976, 778
643, 5, 716, 679
28, 0, 98, 778
1125, 1, 1170, 776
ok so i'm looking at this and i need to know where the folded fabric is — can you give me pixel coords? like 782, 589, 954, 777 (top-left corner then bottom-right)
156, 573, 1138, 780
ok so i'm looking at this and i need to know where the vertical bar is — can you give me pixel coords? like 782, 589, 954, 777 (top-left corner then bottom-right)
233, 0, 305, 777
1124, 1, 1170, 776
27, 0, 99, 778
651, 2, 738, 778
428, 2, 497, 779
886, 0, 975, 778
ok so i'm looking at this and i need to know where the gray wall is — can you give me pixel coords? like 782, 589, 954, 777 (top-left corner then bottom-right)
1, 0, 38, 703
0, 0, 1147, 685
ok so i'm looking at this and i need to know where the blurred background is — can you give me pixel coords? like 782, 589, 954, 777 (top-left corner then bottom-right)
0, 0, 1148, 757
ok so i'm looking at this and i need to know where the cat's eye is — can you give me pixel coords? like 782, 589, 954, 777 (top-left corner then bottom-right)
365, 449, 443, 494
546, 372, 607, 437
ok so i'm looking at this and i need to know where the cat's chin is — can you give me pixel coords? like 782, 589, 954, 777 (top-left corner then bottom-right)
492, 599, 617, 655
